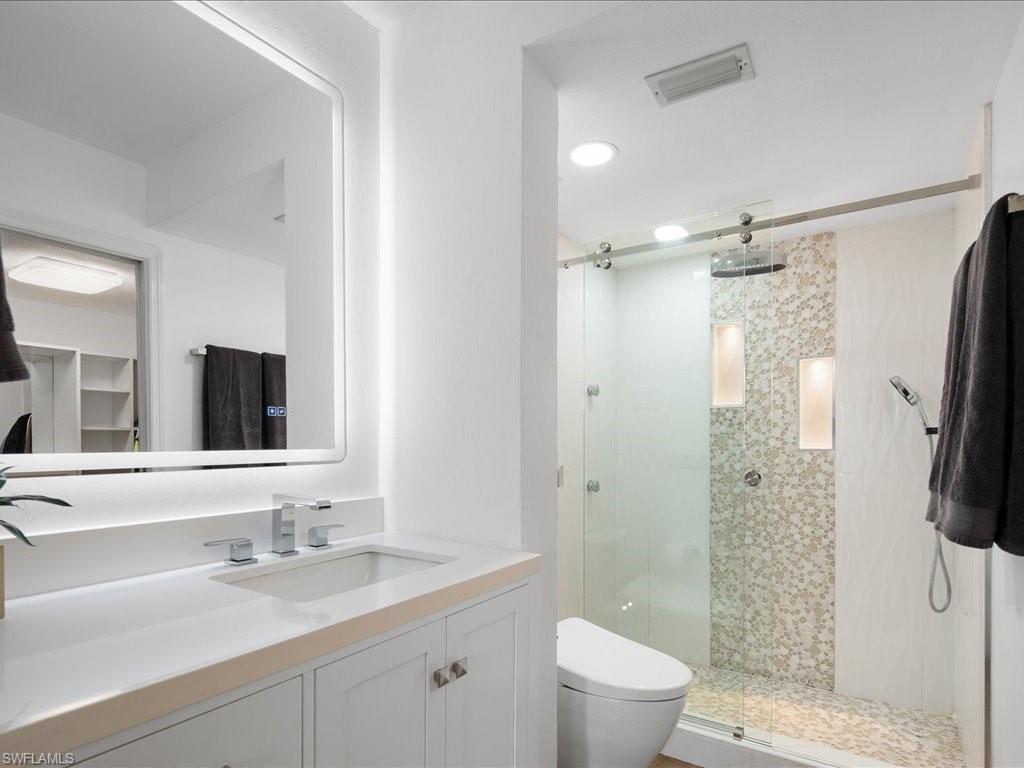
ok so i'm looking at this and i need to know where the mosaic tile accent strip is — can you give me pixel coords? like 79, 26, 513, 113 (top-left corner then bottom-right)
709, 233, 837, 691
684, 664, 966, 768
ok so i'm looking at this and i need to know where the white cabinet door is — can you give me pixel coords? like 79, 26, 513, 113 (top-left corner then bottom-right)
444, 587, 528, 768
86, 677, 302, 768
315, 620, 446, 768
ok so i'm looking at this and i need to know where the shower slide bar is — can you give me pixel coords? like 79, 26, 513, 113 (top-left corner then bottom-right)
559, 173, 981, 268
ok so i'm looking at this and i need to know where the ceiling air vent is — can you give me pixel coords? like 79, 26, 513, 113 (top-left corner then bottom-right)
645, 43, 754, 107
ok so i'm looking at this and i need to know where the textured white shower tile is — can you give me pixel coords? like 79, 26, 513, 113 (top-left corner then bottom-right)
836, 211, 956, 479
834, 210, 960, 711
835, 470, 925, 709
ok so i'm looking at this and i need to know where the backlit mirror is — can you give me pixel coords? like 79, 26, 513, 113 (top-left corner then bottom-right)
0, 1, 343, 471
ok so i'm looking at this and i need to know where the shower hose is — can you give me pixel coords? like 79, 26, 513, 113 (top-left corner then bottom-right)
926, 430, 952, 613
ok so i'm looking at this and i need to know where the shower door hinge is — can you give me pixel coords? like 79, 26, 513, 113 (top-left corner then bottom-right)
557, 465, 565, 488
732, 725, 745, 741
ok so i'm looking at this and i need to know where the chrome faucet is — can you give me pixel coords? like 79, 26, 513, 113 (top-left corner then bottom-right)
272, 494, 332, 557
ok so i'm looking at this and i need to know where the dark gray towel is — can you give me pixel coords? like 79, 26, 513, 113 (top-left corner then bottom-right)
0, 233, 29, 382
203, 344, 263, 450
928, 194, 1024, 554
2, 413, 30, 453
261, 352, 286, 450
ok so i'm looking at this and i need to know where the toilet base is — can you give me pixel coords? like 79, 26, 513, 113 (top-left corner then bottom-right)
557, 684, 686, 768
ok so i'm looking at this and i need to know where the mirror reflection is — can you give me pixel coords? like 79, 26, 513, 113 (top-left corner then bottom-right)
0, 0, 336, 456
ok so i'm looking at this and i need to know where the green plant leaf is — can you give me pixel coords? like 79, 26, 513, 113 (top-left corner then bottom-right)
0, 466, 12, 492
0, 518, 34, 547
0, 495, 71, 507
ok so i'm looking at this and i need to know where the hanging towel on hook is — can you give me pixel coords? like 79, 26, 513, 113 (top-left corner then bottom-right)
928, 193, 1024, 554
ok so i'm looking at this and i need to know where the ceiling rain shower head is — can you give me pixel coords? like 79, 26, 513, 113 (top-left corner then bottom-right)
710, 248, 787, 278
889, 375, 920, 406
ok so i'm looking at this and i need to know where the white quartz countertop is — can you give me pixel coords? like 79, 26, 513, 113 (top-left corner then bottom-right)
0, 532, 541, 753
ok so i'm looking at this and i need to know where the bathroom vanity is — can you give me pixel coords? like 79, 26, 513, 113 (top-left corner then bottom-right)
0, 533, 540, 766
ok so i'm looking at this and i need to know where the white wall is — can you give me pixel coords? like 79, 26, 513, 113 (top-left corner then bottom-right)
380, 4, 617, 764
0, 0, 380, 539
834, 209, 958, 713
521, 50, 560, 768
556, 236, 584, 620
0, 110, 288, 452
990, 13, 1024, 768
8, 294, 136, 360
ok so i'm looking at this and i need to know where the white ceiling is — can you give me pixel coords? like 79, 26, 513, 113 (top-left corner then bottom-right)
531, 0, 1024, 244
0, 1, 292, 164
343, 0, 424, 31
155, 161, 287, 266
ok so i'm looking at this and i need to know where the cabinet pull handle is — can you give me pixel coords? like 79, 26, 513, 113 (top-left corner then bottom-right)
432, 667, 450, 689
450, 657, 469, 679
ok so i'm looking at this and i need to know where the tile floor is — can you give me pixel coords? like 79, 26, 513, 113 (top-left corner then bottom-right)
683, 665, 965, 768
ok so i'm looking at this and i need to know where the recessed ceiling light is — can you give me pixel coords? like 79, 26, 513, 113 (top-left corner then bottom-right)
9, 256, 123, 295
654, 224, 689, 242
570, 141, 618, 167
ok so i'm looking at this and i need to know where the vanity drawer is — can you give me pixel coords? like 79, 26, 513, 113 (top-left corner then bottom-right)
85, 677, 302, 768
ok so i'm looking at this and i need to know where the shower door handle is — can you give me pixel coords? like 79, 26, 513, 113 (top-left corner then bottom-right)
744, 470, 762, 487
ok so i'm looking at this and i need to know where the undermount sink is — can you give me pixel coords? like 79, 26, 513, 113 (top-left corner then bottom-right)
212, 546, 448, 602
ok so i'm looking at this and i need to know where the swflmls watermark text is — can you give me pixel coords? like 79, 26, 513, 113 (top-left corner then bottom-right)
1, 754, 74, 766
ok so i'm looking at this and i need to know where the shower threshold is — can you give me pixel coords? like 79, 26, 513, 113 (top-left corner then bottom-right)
674, 664, 965, 768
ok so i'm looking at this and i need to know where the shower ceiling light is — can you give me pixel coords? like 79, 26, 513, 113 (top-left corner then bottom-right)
9, 256, 123, 295
654, 224, 689, 242
570, 141, 618, 167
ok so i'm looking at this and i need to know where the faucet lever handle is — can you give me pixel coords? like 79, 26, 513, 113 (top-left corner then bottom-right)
307, 524, 346, 549
204, 537, 257, 566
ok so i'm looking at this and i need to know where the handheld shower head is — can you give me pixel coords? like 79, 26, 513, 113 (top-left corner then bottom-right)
889, 373, 951, 614
889, 375, 920, 406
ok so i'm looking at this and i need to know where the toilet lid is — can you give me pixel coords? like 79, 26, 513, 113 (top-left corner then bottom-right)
556, 617, 693, 702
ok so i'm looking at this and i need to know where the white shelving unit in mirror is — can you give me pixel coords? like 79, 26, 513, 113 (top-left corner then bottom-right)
0, 343, 137, 455
79, 353, 136, 453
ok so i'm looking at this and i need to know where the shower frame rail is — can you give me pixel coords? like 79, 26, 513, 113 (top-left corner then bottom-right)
558, 174, 981, 268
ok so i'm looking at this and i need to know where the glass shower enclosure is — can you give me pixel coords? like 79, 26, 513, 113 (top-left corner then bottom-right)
564, 201, 782, 742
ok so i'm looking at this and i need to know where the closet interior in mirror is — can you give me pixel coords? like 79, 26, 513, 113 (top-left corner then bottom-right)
0, 0, 338, 463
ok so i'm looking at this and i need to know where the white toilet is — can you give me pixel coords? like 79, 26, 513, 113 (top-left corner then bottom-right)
557, 617, 693, 768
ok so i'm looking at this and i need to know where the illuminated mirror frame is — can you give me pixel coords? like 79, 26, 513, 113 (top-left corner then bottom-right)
0, 1, 346, 474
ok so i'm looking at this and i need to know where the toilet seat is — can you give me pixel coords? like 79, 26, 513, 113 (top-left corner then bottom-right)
557, 617, 693, 702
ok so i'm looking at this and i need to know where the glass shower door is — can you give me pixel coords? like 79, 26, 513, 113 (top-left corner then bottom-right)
579, 201, 776, 742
